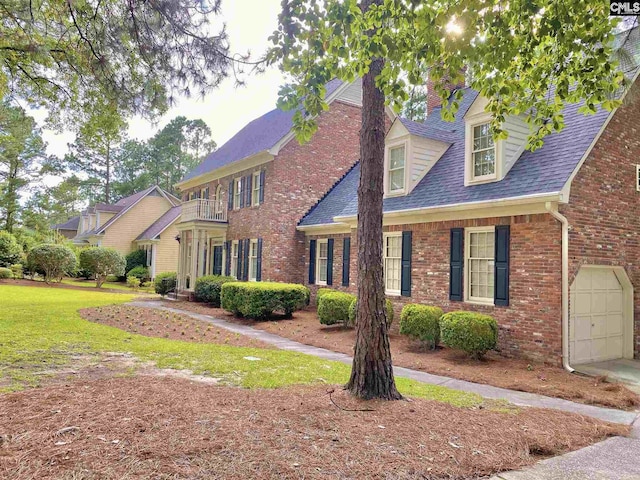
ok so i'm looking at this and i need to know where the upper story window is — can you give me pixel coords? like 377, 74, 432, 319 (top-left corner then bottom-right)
316, 239, 328, 285
233, 178, 243, 210
383, 233, 402, 295
472, 123, 496, 180
388, 146, 406, 193
465, 227, 495, 304
252, 172, 261, 206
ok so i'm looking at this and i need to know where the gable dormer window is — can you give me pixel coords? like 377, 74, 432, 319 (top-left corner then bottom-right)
388, 145, 406, 194
472, 123, 495, 179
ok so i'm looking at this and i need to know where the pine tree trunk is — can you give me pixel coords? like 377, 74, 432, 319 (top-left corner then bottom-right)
346, 0, 401, 401
105, 143, 111, 204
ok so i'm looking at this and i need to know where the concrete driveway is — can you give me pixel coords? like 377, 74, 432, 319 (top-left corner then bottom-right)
576, 359, 640, 394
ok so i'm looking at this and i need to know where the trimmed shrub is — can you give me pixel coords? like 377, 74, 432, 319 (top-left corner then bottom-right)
440, 311, 498, 358
0, 267, 12, 279
347, 298, 394, 328
27, 244, 77, 283
318, 291, 356, 326
221, 282, 309, 319
127, 265, 150, 282
155, 272, 177, 296
399, 304, 443, 349
106, 275, 120, 282
10, 264, 23, 279
125, 249, 147, 275
126, 276, 141, 290
317, 288, 338, 300
79, 247, 126, 288
194, 275, 235, 307
0, 231, 22, 267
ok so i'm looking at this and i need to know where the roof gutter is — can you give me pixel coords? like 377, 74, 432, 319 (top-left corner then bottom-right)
546, 202, 574, 373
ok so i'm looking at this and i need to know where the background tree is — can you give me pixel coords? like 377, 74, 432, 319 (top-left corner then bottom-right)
401, 84, 427, 122
0, 0, 239, 127
0, 101, 47, 232
148, 116, 217, 193
65, 101, 126, 203
112, 140, 153, 199
272, 0, 623, 399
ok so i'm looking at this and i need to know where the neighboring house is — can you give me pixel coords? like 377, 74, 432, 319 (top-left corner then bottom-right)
67, 186, 181, 278
299, 35, 640, 367
52, 216, 80, 239
174, 79, 370, 291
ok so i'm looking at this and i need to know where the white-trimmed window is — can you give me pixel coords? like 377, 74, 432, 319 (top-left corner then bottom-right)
388, 145, 406, 193
233, 178, 242, 209
383, 233, 402, 295
471, 122, 495, 179
465, 228, 495, 303
230, 241, 239, 278
316, 239, 328, 285
249, 239, 258, 281
252, 171, 261, 206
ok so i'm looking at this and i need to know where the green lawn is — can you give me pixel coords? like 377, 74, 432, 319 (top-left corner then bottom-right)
61, 278, 155, 293
0, 285, 482, 407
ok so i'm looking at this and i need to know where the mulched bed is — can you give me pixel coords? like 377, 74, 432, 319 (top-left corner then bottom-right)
168, 301, 640, 410
0, 377, 627, 480
80, 305, 274, 349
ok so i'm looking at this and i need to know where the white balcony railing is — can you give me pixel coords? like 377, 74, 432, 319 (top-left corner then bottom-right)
181, 198, 227, 223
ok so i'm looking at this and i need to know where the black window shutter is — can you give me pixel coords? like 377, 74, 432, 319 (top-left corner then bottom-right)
236, 240, 243, 279
246, 175, 252, 206
228, 181, 234, 210
242, 239, 250, 280
259, 170, 265, 204
450, 228, 464, 301
327, 238, 334, 286
309, 240, 316, 284
494, 225, 510, 306
342, 237, 350, 287
225, 241, 231, 276
256, 238, 263, 281
401, 231, 412, 297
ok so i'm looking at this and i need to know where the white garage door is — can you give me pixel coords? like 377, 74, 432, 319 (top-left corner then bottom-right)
570, 268, 624, 365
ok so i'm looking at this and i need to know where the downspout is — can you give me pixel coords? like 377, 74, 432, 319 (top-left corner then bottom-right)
545, 202, 574, 373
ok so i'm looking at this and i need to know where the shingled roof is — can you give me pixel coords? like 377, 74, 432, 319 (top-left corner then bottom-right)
300, 28, 640, 227
136, 206, 181, 241
52, 216, 80, 231
181, 79, 345, 182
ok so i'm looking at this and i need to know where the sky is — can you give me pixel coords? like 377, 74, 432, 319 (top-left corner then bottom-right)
40, 0, 286, 161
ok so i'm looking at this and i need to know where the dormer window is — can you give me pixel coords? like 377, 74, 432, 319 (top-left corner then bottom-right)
388, 145, 406, 194
472, 123, 495, 179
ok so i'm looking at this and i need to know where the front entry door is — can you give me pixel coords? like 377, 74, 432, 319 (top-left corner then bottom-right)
213, 245, 223, 275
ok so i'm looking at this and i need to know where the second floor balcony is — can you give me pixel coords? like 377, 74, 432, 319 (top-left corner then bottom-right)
181, 198, 227, 223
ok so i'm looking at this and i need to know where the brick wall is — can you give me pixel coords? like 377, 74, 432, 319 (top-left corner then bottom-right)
304, 214, 564, 363
183, 101, 362, 283
561, 86, 640, 358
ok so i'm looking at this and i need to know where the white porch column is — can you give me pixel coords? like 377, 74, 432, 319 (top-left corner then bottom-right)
190, 228, 198, 290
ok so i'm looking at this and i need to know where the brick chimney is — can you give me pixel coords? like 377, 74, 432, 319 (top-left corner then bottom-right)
426, 70, 466, 116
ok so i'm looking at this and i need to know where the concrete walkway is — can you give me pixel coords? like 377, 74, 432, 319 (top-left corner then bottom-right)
130, 300, 639, 428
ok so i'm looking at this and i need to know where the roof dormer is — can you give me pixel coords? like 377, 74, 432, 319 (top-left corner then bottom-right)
464, 96, 528, 186
384, 118, 451, 197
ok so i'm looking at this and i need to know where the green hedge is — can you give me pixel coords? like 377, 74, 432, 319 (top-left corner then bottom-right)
318, 291, 356, 326
317, 288, 338, 300
347, 298, 394, 328
221, 282, 310, 319
399, 304, 443, 349
127, 265, 149, 282
154, 272, 176, 296
194, 275, 235, 307
0, 267, 12, 279
440, 311, 498, 358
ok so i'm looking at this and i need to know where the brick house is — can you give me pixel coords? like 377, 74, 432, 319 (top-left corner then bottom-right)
299, 63, 640, 368
174, 79, 371, 291
68, 186, 181, 279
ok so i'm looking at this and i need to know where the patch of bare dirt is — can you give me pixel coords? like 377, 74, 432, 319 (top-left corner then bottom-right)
80, 305, 274, 349
168, 301, 640, 411
0, 377, 627, 480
